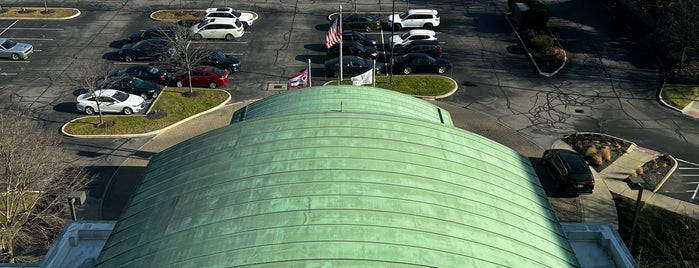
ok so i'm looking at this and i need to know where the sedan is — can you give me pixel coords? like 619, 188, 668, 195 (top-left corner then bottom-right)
327, 41, 377, 59
193, 49, 241, 73
100, 76, 162, 99
542, 149, 595, 195
392, 40, 442, 58
392, 53, 451, 75
342, 13, 381, 32
76, 89, 145, 115
342, 30, 376, 47
110, 65, 172, 85
324, 55, 379, 78
127, 26, 180, 43
173, 65, 229, 88
0, 38, 33, 61
119, 39, 175, 62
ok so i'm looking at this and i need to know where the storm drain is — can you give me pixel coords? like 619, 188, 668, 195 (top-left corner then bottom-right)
267, 83, 287, 91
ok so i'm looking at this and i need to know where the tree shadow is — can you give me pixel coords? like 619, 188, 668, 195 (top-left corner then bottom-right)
109, 40, 128, 49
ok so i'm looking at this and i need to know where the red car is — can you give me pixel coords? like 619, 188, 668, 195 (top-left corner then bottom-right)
173, 65, 228, 88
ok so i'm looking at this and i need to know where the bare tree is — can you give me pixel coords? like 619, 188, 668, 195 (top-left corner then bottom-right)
152, 22, 210, 95
656, 0, 699, 68
67, 63, 119, 126
0, 113, 91, 263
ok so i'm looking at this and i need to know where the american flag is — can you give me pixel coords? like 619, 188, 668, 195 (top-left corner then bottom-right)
288, 68, 309, 89
325, 16, 342, 49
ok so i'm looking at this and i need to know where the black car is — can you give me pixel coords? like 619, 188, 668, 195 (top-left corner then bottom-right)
542, 149, 595, 195
342, 30, 376, 47
392, 53, 451, 75
100, 76, 162, 99
110, 65, 172, 85
324, 55, 379, 78
327, 41, 377, 59
342, 13, 381, 32
193, 49, 241, 73
119, 39, 175, 62
392, 40, 442, 58
127, 26, 180, 43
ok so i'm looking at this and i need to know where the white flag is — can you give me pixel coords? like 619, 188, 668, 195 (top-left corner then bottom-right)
351, 69, 373, 86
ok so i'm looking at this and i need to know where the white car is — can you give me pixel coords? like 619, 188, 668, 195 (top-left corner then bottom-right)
204, 7, 254, 28
0, 38, 33, 61
387, 9, 440, 30
76, 89, 145, 115
188, 18, 245, 41
389, 29, 437, 47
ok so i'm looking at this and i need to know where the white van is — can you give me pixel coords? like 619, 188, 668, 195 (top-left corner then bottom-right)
188, 18, 245, 41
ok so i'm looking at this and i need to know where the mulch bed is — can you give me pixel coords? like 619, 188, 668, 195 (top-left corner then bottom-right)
563, 133, 632, 172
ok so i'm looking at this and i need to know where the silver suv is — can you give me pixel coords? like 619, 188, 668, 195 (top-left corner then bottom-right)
387, 9, 440, 30
204, 7, 255, 28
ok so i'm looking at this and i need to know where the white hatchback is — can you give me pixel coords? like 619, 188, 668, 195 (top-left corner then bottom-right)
389, 29, 437, 47
189, 18, 245, 41
204, 7, 255, 28
76, 89, 145, 115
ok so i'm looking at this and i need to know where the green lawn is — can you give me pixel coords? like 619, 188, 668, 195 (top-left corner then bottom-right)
63, 88, 229, 135
662, 84, 699, 109
325, 75, 456, 96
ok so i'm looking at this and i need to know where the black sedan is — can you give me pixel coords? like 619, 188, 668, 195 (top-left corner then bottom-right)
195, 49, 241, 73
100, 76, 162, 99
327, 41, 377, 60
119, 39, 175, 62
342, 30, 376, 47
392, 53, 452, 75
324, 55, 379, 78
392, 40, 442, 58
127, 26, 180, 43
342, 13, 381, 32
110, 65, 172, 85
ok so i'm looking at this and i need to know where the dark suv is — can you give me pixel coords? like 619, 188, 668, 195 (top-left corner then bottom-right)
327, 41, 377, 59
392, 40, 442, 57
342, 30, 376, 47
541, 149, 595, 195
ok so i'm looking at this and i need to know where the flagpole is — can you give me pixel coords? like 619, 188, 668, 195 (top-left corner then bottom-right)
307, 59, 312, 87
373, 59, 376, 87
338, 5, 343, 85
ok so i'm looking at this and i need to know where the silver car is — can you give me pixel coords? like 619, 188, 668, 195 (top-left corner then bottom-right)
76, 89, 145, 115
0, 38, 33, 61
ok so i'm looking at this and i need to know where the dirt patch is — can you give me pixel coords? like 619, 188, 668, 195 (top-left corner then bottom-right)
0, 7, 78, 18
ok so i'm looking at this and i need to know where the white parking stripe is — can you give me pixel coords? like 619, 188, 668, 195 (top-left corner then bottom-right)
692, 184, 699, 200
679, 167, 699, 170
0, 20, 19, 36
686, 182, 699, 184
190, 41, 248, 44
6, 28, 63, 31
0, 72, 18, 76
7, 38, 54, 41
679, 174, 699, 177
0, 60, 30, 63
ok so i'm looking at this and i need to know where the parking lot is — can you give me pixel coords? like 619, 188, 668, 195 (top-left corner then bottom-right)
659, 158, 699, 204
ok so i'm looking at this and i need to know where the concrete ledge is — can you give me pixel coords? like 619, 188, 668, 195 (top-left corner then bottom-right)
504, 13, 567, 78
149, 9, 260, 22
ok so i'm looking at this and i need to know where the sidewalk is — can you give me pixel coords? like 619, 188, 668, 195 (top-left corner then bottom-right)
681, 98, 699, 119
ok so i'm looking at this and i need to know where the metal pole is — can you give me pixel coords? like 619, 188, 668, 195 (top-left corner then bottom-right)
628, 187, 643, 249
373, 59, 376, 87
307, 58, 312, 87
339, 5, 343, 85
68, 198, 77, 221
390, 0, 395, 85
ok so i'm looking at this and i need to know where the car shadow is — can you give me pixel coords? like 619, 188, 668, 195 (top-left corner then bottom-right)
102, 52, 122, 61
54, 102, 79, 114
295, 54, 328, 64
109, 40, 128, 49
304, 43, 327, 53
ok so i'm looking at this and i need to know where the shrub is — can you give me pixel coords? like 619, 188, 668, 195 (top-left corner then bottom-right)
601, 146, 612, 162
529, 34, 554, 53
520, 7, 550, 30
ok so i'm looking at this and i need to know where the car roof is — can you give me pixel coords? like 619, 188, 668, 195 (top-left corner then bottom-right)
206, 7, 233, 13
204, 17, 239, 24
556, 151, 592, 174
406, 9, 438, 15
406, 29, 436, 36
402, 39, 439, 46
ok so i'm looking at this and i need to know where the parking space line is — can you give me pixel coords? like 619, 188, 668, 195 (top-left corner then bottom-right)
679, 174, 699, 177
679, 167, 699, 170
686, 182, 699, 184
6, 28, 64, 31
7, 38, 54, 41
0, 20, 19, 36
0, 72, 18, 76
0, 60, 30, 63
692, 184, 699, 200
190, 41, 248, 44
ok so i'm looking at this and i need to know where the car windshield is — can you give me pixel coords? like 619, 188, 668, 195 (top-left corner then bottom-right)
111, 91, 130, 102
400, 32, 411, 40
145, 66, 159, 74
213, 51, 226, 61
234, 20, 242, 27
1, 39, 16, 49
231, 10, 241, 17
399, 12, 410, 19
212, 67, 224, 75
131, 78, 144, 86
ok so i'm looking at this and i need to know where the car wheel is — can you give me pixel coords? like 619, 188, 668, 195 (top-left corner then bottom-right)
209, 82, 218, 89
394, 24, 401, 31
155, 55, 165, 62
365, 26, 373, 32
225, 34, 234, 41
176, 80, 184, 87
10, 53, 21, 61
124, 54, 134, 62
438, 66, 448, 74
123, 107, 133, 115
333, 71, 340, 78
141, 93, 150, 99
193, 33, 203, 41
84, 107, 95, 115
424, 23, 434, 30
403, 67, 412, 75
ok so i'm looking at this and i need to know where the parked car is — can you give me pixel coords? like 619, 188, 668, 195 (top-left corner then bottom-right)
0, 38, 33, 61
173, 65, 229, 88
342, 30, 376, 46
324, 55, 379, 78
110, 65, 172, 85
204, 7, 255, 28
389, 29, 436, 47
392, 40, 442, 58
327, 41, 377, 59
188, 18, 245, 41
76, 89, 145, 115
387, 9, 440, 30
342, 13, 381, 32
119, 39, 175, 62
392, 53, 451, 74
193, 49, 241, 73
99, 76, 162, 99
542, 149, 595, 195
127, 26, 180, 43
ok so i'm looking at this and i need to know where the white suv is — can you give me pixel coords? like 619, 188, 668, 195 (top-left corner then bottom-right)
189, 18, 245, 41
387, 9, 440, 30
204, 7, 255, 28
389, 29, 437, 47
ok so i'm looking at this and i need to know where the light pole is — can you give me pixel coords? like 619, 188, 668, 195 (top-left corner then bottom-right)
68, 191, 86, 221
625, 177, 644, 249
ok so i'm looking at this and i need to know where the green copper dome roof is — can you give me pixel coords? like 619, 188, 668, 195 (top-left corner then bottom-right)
95, 86, 579, 267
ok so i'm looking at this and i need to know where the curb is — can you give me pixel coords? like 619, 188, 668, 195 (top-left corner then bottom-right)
0, 8, 81, 20
504, 13, 567, 78
61, 89, 231, 138
149, 9, 260, 23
